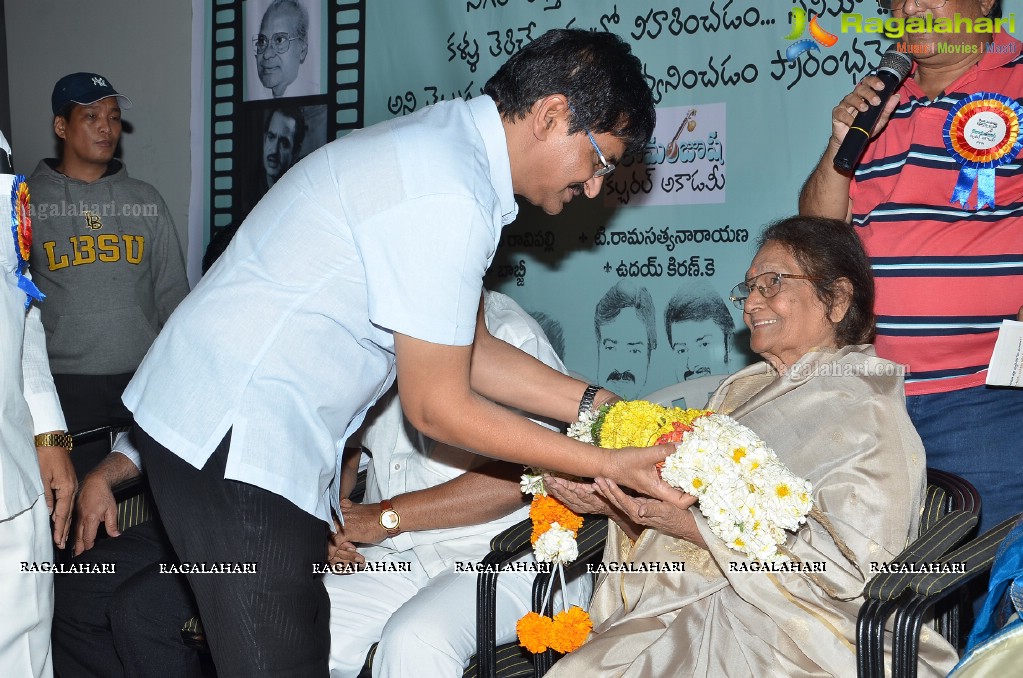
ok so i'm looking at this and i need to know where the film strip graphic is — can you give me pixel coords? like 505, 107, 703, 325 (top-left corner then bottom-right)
207, 0, 366, 240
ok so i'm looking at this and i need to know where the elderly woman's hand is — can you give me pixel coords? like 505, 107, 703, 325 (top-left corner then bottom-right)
544, 475, 611, 516
594, 478, 706, 547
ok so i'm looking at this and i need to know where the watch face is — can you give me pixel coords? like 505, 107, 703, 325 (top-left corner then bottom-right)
380, 510, 400, 530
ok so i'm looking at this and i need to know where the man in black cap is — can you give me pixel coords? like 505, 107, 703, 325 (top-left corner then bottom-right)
28, 72, 189, 479
29, 74, 189, 677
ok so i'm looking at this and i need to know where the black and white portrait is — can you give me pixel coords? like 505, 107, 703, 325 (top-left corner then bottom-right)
244, 0, 325, 101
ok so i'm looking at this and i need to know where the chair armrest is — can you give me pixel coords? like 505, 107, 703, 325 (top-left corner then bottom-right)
69, 424, 124, 447
910, 512, 1023, 599
865, 510, 978, 601
488, 519, 535, 560
476, 518, 534, 678
111, 475, 147, 501
884, 513, 1022, 678
349, 469, 367, 503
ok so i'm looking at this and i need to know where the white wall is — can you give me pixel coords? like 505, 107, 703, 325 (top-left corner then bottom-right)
4, 0, 192, 263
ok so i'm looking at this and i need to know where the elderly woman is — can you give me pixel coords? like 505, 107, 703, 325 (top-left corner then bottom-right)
545, 216, 959, 677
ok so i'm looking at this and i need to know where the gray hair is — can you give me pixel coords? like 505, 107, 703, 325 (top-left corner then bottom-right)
263, 0, 309, 40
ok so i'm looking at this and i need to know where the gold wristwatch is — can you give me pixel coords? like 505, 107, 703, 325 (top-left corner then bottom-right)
34, 432, 73, 451
379, 499, 401, 535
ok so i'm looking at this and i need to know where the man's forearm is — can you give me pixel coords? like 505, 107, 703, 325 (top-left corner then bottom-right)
798, 141, 854, 221
339, 457, 529, 545
88, 451, 142, 488
339, 446, 361, 499
469, 310, 586, 424
390, 457, 527, 533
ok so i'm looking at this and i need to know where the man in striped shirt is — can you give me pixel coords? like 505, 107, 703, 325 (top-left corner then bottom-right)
799, 0, 1023, 535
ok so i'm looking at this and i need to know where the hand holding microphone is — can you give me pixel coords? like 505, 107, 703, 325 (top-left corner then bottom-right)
832, 45, 914, 172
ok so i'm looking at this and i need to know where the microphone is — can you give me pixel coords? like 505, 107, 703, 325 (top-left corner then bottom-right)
833, 45, 913, 172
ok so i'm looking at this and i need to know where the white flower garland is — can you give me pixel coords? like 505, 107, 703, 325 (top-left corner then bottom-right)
659, 412, 813, 563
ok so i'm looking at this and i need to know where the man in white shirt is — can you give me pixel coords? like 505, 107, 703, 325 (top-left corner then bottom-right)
326, 291, 591, 677
124, 29, 672, 675
0, 131, 77, 678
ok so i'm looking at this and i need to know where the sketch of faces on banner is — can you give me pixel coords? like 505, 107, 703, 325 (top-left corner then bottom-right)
244, 0, 326, 101
593, 281, 658, 400
236, 103, 327, 220
663, 284, 734, 382
558, 280, 740, 400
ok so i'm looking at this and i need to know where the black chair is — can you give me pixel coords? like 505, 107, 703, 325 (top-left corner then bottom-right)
853, 469, 1022, 678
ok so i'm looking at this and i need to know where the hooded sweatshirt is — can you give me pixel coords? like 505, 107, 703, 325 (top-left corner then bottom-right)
27, 159, 189, 375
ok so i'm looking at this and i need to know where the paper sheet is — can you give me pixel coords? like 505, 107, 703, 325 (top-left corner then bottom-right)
986, 320, 1023, 387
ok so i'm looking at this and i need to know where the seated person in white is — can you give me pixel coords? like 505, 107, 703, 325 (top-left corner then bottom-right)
326, 290, 592, 678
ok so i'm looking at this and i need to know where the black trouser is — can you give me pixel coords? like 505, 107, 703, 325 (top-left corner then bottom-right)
109, 561, 206, 678
52, 520, 180, 678
53, 372, 134, 478
136, 427, 331, 678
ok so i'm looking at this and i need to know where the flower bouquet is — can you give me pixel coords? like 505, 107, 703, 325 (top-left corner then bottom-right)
516, 399, 816, 653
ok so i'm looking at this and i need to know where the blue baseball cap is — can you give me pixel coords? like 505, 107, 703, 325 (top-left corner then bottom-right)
51, 72, 133, 116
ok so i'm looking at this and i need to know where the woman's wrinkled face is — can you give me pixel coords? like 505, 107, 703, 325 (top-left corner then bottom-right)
741, 241, 841, 371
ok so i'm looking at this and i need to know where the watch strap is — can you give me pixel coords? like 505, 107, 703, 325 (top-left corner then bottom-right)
34, 432, 73, 451
578, 384, 602, 419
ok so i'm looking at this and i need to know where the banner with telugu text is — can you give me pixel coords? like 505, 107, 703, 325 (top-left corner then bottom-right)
203, 0, 1022, 400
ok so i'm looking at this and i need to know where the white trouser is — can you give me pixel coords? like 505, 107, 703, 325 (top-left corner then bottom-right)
0, 496, 54, 678
326, 554, 591, 678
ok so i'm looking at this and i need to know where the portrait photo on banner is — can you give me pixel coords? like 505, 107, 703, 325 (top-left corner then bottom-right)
243, 0, 327, 102
235, 103, 328, 220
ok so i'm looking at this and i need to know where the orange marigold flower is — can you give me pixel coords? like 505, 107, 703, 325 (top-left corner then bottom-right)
529, 495, 583, 543
516, 612, 553, 654
655, 421, 693, 445
548, 606, 593, 653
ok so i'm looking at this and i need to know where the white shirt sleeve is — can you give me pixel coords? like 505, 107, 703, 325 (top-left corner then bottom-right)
111, 431, 143, 471
22, 304, 66, 434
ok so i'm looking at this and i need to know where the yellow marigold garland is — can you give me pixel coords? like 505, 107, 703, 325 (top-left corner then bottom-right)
598, 400, 710, 449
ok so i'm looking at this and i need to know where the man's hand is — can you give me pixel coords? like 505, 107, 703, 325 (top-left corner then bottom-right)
600, 443, 683, 503
830, 75, 901, 151
66, 451, 140, 555
334, 497, 387, 545
327, 512, 366, 571
73, 473, 120, 555
36, 445, 77, 548
1017, 305, 1022, 321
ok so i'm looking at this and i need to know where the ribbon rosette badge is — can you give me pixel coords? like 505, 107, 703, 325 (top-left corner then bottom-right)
10, 175, 44, 308
943, 92, 1023, 210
